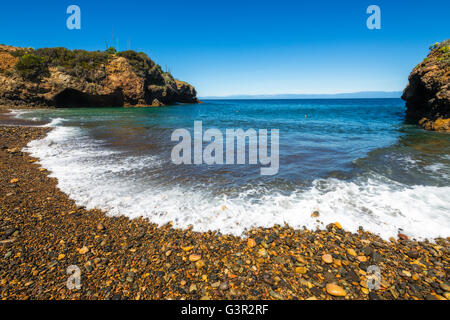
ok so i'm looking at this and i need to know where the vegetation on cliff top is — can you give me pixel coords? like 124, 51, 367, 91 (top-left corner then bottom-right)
7, 46, 172, 82
427, 40, 450, 65
14, 53, 48, 80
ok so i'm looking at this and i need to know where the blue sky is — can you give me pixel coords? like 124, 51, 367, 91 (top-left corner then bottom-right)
0, 0, 448, 96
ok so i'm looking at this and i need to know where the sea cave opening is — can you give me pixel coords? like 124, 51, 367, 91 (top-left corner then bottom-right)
53, 88, 124, 108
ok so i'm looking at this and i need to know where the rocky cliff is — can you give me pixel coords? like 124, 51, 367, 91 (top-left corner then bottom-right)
0, 45, 198, 108
402, 40, 450, 132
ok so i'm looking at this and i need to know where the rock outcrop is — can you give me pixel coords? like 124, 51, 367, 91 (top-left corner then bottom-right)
0, 45, 198, 108
402, 40, 450, 132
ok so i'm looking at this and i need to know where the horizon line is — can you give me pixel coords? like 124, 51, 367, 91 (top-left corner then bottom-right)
199, 91, 403, 99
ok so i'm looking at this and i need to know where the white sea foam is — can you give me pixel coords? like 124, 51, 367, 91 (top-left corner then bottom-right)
43, 117, 67, 127
24, 121, 450, 241
8, 109, 32, 118
6, 109, 42, 123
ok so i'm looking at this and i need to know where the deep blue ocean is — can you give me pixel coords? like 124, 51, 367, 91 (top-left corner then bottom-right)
15, 99, 450, 240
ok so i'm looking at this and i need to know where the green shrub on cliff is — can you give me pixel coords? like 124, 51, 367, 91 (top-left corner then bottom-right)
424, 40, 450, 66
9, 48, 31, 58
11, 46, 177, 84
435, 41, 450, 64
439, 46, 449, 54
105, 47, 117, 55
430, 42, 440, 50
32, 47, 111, 79
35, 47, 110, 70
15, 53, 48, 80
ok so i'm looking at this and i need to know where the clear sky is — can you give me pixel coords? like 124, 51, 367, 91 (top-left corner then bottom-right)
0, 0, 448, 96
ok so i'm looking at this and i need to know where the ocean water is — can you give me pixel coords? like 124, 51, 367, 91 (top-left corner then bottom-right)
14, 99, 450, 240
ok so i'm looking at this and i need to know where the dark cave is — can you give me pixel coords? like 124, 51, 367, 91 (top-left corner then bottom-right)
53, 88, 124, 108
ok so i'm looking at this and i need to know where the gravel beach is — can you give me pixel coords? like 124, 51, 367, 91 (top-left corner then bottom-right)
0, 110, 449, 300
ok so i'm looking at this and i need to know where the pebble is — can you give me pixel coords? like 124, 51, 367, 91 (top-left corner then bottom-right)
311, 211, 320, 218
78, 246, 89, 254
362, 246, 373, 256
195, 260, 205, 269
189, 284, 197, 293
356, 255, 367, 262
322, 253, 333, 264
440, 283, 450, 291
371, 252, 383, 263
219, 282, 229, 290
4, 228, 16, 237
389, 287, 399, 299
407, 250, 419, 259
296, 256, 307, 264
0, 238, 15, 244
269, 290, 283, 300
247, 238, 256, 248
189, 254, 201, 262
295, 267, 307, 274
346, 248, 357, 256
402, 270, 411, 277
326, 283, 346, 297
258, 248, 268, 258
96, 223, 105, 231
398, 233, 409, 241
323, 272, 336, 284
7, 147, 20, 154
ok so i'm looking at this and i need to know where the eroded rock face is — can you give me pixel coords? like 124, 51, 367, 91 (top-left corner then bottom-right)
0, 45, 198, 108
402, 40, 450, 132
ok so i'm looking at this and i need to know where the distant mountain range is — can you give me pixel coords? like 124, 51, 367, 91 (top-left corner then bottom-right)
199, 91, 403, 100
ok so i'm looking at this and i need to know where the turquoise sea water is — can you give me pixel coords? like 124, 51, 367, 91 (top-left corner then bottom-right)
16, 99, 450, 239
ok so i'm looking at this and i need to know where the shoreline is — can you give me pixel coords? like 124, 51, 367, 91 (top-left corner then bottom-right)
0, 107, 49, 127
0, 108, 449, 300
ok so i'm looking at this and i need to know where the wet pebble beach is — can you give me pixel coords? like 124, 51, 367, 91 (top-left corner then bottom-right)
0, 124, 449, 300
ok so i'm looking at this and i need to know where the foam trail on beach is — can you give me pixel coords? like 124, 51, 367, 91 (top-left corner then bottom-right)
24, 120, 450, 241
43, 118, 67, 127
8, 109, 31, 118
